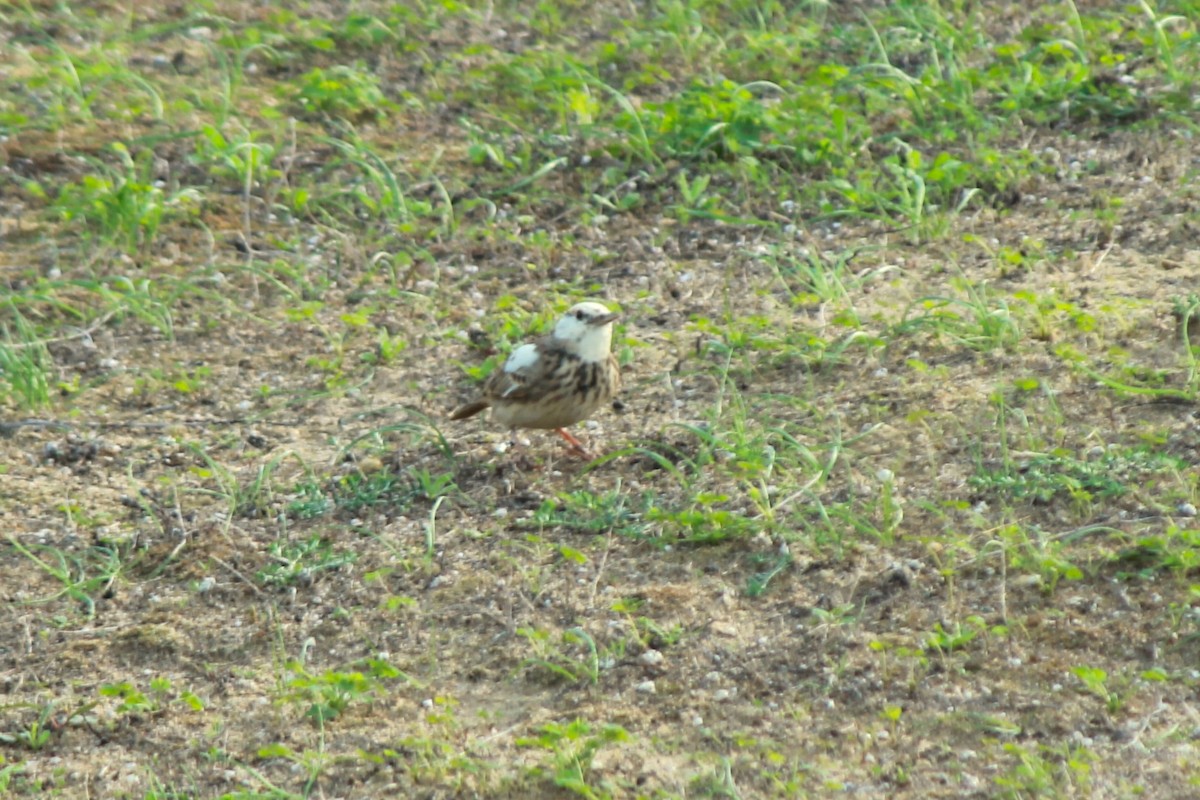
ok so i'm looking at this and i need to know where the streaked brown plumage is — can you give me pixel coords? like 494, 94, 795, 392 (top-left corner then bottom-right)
450, 302, 621, 455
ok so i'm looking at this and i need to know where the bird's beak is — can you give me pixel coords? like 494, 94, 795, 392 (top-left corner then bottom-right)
590, 311, 619, 327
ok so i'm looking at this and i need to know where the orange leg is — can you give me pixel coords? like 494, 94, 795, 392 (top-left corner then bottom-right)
555, 427, 593, 458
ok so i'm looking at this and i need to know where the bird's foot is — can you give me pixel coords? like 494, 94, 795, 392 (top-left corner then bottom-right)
555, 428, 595, 459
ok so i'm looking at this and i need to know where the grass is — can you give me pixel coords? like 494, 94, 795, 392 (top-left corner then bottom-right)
3, 0, 1200, 797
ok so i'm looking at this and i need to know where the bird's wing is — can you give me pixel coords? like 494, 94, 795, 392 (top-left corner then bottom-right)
483, 339, 560, 403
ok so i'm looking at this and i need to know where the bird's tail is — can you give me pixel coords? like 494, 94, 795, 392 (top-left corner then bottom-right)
449, 400, 489, 420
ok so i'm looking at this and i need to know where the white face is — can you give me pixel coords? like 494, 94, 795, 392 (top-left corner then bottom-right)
553, 302, 617, 361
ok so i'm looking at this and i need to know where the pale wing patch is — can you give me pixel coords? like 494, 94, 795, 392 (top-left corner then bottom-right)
504, 343, 540, 372
499, 344, 540, 398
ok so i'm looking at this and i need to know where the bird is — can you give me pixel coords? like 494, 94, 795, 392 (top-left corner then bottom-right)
450, 301, 621, 457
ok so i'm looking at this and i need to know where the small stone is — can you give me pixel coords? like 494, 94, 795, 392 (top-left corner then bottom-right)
635, 680, 656, 695
1177, 502, 1197, 517
639, 649, 664, 667
357, 456, 384, 474
710, 621, 738, 638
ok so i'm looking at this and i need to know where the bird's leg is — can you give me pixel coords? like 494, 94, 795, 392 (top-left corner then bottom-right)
555, 427, 593, 459
554, 427, 584, 448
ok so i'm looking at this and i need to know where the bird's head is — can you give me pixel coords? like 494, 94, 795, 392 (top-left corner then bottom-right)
553, 302, 619, 361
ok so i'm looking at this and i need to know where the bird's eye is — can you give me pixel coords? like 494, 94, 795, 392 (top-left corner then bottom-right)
574, 310, 584, 319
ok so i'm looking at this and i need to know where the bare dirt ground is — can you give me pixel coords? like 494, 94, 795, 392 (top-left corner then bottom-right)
2, 2, 1200, 799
